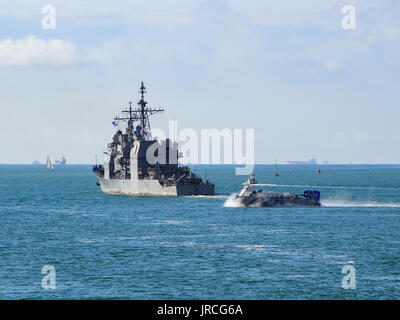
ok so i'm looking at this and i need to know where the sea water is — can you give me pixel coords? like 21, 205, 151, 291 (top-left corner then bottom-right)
0, 164, 399, 299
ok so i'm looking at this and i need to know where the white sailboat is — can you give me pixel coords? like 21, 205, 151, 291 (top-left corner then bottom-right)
46, 156, 54, 170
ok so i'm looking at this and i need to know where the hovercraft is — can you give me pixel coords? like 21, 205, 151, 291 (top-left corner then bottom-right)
234, 176, 321, 207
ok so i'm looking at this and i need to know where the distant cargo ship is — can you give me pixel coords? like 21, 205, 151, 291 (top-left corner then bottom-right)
55, 156, 67, 165
287, 158, 317, 165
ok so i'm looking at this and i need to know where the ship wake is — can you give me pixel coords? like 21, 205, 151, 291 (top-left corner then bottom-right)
322, 200, 400, 207
224, 193, 245, 207
223, 193, 266, 208
184, 195, 228, 199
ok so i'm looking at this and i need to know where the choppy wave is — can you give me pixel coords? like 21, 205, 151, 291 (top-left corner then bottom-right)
47, 209, 86, 215
164, 219, 189, 225
184, 195, 228, 199
78, 239, 104, 243
236, 244, 266, 250
115, 237, 135, 241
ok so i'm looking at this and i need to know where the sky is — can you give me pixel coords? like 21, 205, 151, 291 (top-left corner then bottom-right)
0, 0, 399, 164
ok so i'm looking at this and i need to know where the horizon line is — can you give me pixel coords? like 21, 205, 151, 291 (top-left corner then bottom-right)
2, 163, 400, 166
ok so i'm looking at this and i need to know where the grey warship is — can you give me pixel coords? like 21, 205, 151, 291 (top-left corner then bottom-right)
93, 82, 215, 196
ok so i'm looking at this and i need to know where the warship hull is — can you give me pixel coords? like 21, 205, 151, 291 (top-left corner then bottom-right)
99, 178, 214, 196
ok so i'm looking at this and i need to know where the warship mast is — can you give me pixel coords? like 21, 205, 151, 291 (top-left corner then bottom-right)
113, 82, 164, 140
139, 82, 146, 133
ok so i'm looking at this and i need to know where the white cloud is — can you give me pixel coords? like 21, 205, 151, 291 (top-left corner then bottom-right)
0, 35, 76, 66
0, 35, 119, 67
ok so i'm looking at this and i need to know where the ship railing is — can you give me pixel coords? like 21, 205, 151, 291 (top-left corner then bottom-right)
174, 174, 186, 185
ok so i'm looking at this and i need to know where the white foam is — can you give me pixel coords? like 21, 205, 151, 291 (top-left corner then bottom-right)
236, 244, 267, 250
164, 219, 187, 225
48, 209, 85, 215
265, 259, 280, 263
78, 239, 104, 243
184, 195, 228, 199
333, 260, 355, 265
224, 193, 271, 208
322, 200, 400, 207
223, 193, 246, 207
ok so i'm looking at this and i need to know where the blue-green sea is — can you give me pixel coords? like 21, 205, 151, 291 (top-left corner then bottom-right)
1, 164, 400, 299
